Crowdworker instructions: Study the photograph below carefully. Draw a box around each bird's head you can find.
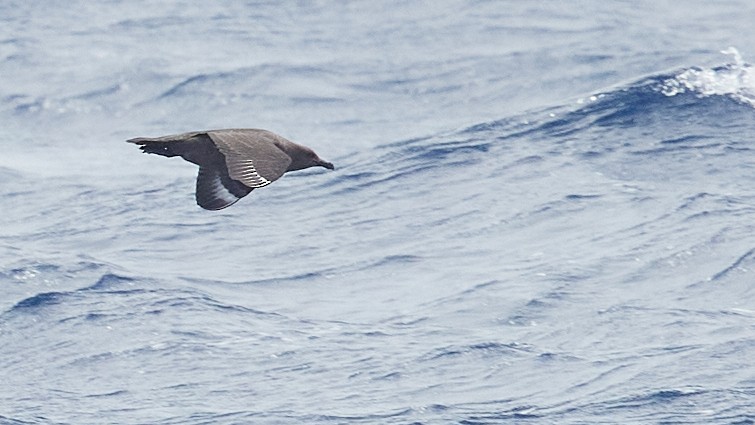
[287,145,335,172]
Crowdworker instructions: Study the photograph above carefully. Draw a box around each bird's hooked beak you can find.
[317,158,335,170]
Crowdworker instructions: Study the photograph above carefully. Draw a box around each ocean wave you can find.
[341,51,755,190]
[659,47,755,107]
[0,415,36,425]
[3,18,755,423]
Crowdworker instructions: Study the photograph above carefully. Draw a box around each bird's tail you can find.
[126,138,180,157]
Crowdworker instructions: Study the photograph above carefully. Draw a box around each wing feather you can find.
[195,166,253,210]
[208,130,292,188]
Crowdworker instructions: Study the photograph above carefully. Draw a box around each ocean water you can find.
[1,1,755,424]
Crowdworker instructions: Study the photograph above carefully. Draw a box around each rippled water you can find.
[2,1,755,424]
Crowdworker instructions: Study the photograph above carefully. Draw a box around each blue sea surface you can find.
[1,1,755,424]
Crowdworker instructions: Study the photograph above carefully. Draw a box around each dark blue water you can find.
[2,2,755,424]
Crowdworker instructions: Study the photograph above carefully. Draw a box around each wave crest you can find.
[659,47,755,107]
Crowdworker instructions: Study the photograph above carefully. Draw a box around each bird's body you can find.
[127,129,334,210]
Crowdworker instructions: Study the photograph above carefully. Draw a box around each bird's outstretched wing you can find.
[208,129,292,188]
[195,165,253,210]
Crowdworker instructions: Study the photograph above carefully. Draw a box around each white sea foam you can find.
[660,47,755,106]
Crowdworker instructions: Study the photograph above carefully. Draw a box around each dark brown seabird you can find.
[127,128,334,210]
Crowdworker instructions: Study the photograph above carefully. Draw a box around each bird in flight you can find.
[127,128,334,210]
